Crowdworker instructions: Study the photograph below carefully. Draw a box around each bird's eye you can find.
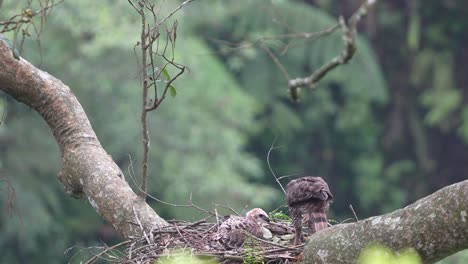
[259,214,270,222]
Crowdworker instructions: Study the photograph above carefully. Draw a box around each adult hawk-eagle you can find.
[286,176,333,244]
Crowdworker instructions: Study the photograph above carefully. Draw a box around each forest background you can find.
[0,0,467,263]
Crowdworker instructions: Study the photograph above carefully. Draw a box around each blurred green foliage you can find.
[155,250,217,264]
[0,0,467,263]
[358,245,421,264]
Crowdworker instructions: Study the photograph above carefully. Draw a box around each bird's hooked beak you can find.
[260,214,271,223]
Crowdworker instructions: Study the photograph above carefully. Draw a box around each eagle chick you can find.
[212,208,270,249]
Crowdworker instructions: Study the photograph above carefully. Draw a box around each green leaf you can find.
[169,85,177,97]
[162,68,170,80]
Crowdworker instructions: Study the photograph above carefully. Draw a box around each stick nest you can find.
[118,217,306,264]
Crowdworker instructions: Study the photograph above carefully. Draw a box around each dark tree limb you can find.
[288,0,377,101]
[303,180,468,263]
[0,41,168,239]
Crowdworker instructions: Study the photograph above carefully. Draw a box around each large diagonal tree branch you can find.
[0,41,168,239]
[303,180,468,263]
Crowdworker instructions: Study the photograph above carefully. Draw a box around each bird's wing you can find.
[286,177,332,206]
[214,216,251,249]
[213,215,264,249]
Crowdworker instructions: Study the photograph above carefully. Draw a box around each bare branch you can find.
[260,42,290,81]
[158,0,195,26]
[349,204,359,221]
[0,0,64,41]
[146,65,185,111]
[84,240,131,264]
[266,138,286,194]
[138,3,149,199]
[260,25,339,42]
[288,0,378,101]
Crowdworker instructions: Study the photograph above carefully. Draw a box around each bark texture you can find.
[0,41,168,238]
[303,180,468,263]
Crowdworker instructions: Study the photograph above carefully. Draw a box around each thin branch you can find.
[139,4,149,199]
[0,0,63,34]
[146,65,185,111]
[287,0,378,101]
[213,203,240,216]
[267,138,286,194]
[0,96,6,124]
[158,0,195,26]
[84,240,131,264]
[276,173,299,181]
[262,25,339,42]
[126,166,217,218]
[127,0,141,13]
[133,206,151,244]
[260,42,290,80]
[246,233,299,251]
[349,204,359,221]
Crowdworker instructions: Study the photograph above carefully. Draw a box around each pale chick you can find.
[212,208,270,249]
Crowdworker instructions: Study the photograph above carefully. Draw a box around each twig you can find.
[158,0,195,26]
[259,244,304,255]
[133,206,151,244]
[125,168,216,217]
[0,0,63,63]
[214,203,240,216]
[138,2,150,199]
[0,0,63,33]
[146,65,186,111]
[127,241,136,260]
[84,240,131,264]
[247,233,297,250]
[349,204,359,221]
[261,25,339,42]
[210,22,338,57]
[339,218,355,224]
[267,138,286,194]
[260,42,290,80]
[276,173,299,181]
[184,219,208,229]
[173,222,191,245]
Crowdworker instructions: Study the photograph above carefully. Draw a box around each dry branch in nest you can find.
[114,216,315,264]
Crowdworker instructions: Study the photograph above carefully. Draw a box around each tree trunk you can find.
[0,41,168,239]
[303,180,468,263]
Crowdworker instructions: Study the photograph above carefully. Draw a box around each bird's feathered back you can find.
[286,176,333,207]
[286,176,333,244]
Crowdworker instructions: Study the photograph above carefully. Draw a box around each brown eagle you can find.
[212,208,270,249]
[286,176,333,244]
